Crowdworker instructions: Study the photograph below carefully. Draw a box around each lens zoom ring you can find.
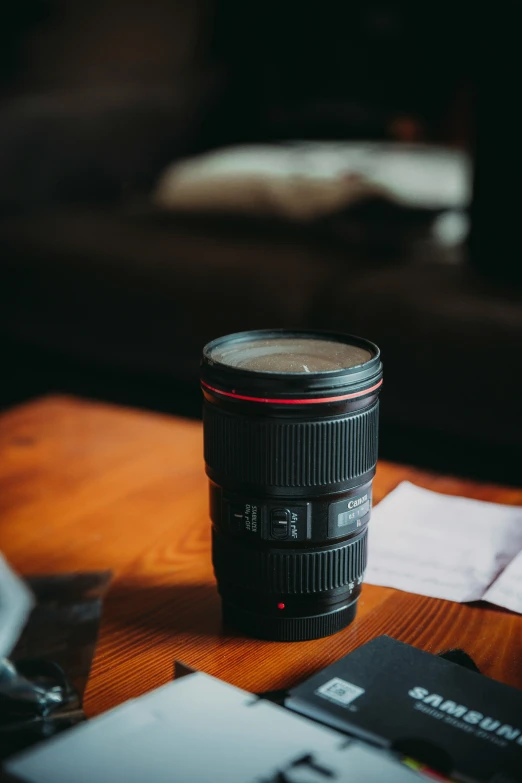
[212,530,367,595]
[204,403,379,488]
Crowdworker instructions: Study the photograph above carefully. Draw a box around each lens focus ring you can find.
[204,402,379,489]
[212,528,367,595]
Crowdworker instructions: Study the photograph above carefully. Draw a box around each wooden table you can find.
[1,396,521,718]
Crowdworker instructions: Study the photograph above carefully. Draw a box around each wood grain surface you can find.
[1,395,521,718]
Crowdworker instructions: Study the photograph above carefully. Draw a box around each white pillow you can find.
[154,142,471,221]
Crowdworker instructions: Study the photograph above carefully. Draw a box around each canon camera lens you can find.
[201,329,383,641]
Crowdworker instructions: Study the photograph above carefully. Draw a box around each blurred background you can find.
[0,1,520,482]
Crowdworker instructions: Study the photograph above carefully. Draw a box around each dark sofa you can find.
[1,2,521,483]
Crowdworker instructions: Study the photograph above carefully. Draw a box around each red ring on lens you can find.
[201,378,383,404]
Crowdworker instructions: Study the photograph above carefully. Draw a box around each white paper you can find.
[365,481,522,608]
[482,550,522,612]
[0,552,34,657]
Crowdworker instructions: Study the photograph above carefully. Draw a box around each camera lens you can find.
[201,329,383,641]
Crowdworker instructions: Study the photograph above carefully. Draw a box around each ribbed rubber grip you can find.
[204,402,379,488]
[222,600,358,641]
[212,529,367,595]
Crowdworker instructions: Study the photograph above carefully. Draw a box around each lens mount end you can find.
[221,600,358,642]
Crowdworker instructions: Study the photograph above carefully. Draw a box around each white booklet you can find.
[365,481,522,612]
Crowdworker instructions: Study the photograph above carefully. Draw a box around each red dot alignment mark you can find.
[201,378,382,405]
[277,602,285,610]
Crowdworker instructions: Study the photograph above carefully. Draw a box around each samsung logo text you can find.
[409,687,522,745]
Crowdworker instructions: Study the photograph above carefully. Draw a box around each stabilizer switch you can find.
[271,509,290,539]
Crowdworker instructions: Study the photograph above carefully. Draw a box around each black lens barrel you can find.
[201,330,382,641]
